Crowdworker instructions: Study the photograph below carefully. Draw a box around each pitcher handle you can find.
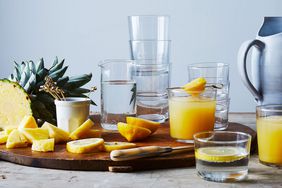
[237,39,265,102]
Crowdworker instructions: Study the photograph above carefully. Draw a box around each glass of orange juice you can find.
[257,105,282,167]
[168,88,216,143]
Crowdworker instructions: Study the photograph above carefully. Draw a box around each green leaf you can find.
[24,73,36,93]
[36,58,44,73]
[19,72,28,87]
[64,73,92,89]
[57,76,69,87]
[29,60,36,74]
[49,66,68,81]
[49,58,65,74]
[129,84,136,106]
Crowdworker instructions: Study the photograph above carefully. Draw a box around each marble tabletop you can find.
[1,113,281,188]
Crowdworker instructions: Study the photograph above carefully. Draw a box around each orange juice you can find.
[257,116,282,165]
[169,96,216,140]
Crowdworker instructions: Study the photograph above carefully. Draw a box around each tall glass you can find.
[168,88,216,143]
[256,105,282,167]
[129,40,171,62]
[188,62,230,130]
[133,62,170,122]
[194,131,251,182]
[99,60,136,130]
[128,15,170,41]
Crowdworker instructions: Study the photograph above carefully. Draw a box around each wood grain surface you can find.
[0,122,256,172]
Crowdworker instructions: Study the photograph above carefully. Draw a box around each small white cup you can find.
[55,97,91,133]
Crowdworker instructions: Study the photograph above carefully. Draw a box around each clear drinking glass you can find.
[129,40,171,62]
[133,62,170,123]
[194,131,251,182]
[256,105,282,167]
[188,62,230,130]
[99,60,136,130]
[167,88,216,143]
[128,15,170,41]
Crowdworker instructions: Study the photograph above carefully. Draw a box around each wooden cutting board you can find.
[0,122,256,172]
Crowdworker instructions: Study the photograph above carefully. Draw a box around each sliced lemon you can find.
[126,117,160,134]
[195,146,247,163]
[66,138,104,154]
[102,142,137,152]
[69,119,94,140]
[32,138,55,152]
[117,122,151,142]
[183,77,206,96]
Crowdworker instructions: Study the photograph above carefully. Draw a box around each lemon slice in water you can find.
[195,147,247,163]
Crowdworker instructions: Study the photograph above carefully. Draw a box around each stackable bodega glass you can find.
[128,15,170,41]
[133,62,170,123]
[188,62,230,130]
[168,88,216,143]
[256,105,282,167]
[99,60,136,130]
[129,40,171,62]
[194,131,251,182]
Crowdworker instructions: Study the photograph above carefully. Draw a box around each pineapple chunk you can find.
[0,131,8,144]
[4,126,17,135]
[18,115,38,130]
[20,128,49,143]
[41,122,69,143]
[32,138,55,152]
[69,119,94,140]
[6,129,29,148]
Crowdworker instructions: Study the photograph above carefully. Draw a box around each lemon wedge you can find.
[117,122,151,142]
[183,77,206,96]
[126,117,160,134]
[195,147,247,163]
[66,138,104,154]
[102,142,137,152]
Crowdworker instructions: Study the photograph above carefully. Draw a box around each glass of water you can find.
[133,62,170,123]
[99,60,136,130]
[194,131,251,182]
[188,62,230,130]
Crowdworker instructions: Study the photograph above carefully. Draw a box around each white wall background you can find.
[0,0,281,112]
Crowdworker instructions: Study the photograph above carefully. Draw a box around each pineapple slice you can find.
[20,128,49,143]
[0,80,32,130]
[6,129,29,149]
[18,115,38,130]
[66,138,104,154]
[0,131,8,144]
[4,126,17,135]
[69,119,94,140]
[41,122,69,143]
[32,138,55,152]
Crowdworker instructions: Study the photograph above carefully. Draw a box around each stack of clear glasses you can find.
[128,15,171,123]
[187,62,230,130]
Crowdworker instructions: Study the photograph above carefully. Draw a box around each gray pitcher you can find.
[238,17,282,105]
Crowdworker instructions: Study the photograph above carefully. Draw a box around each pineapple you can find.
[0,57,95,128]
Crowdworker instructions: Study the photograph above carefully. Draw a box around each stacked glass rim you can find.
[128,15,171,123]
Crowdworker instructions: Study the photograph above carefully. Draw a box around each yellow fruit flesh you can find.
[126,117,160,134]
[18,115,38,129]
[69,119,94,140]
[66,138,104,154]
[117,122,151,142]
[32,138,55,152]
[4,126,17,135]
[102,142,137,152]
[20,128,49,143]
[41,122,69,143]
[6,129,28,149]
[78,129,101,139]
[0,131,8,144]
[183,77,206,96]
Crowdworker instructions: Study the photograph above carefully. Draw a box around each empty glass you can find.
[129,40,171,62]
[99,60,136,130]
[188,62,230,130]
[194,131,251,182]
[128,15,170,41]
[133,62,170,123]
